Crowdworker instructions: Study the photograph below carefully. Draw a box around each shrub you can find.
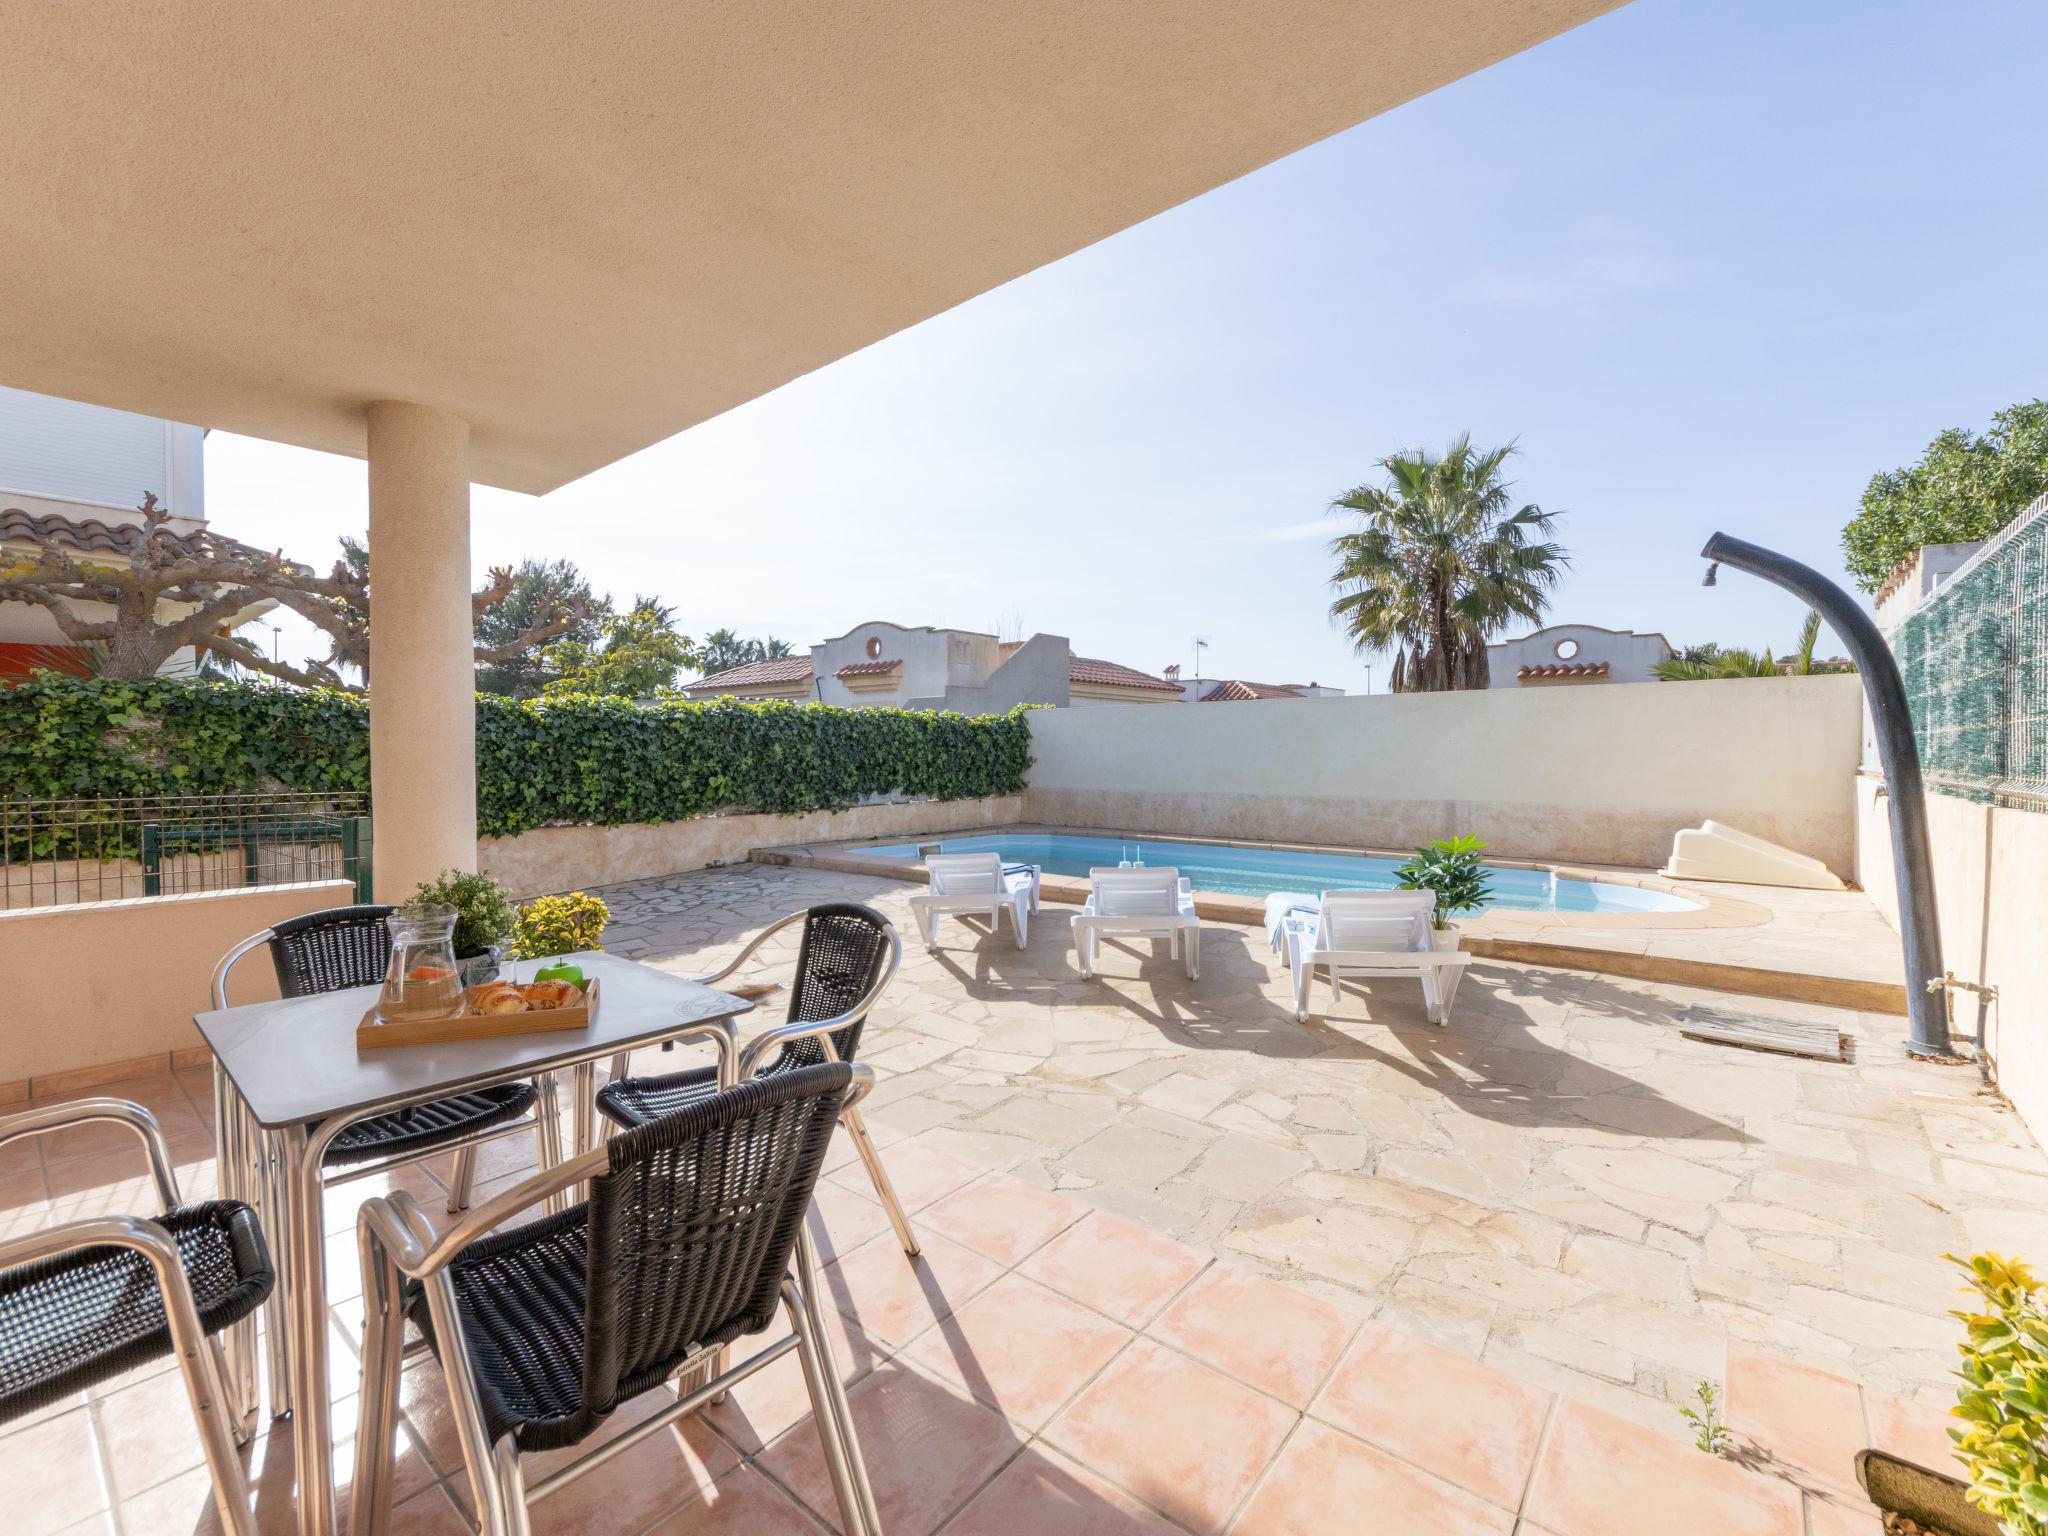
[405,869,516,957]
[1950,1250,2046,1532]
[1842,400,2048,593]
[510,892,610,960]
[0,677,1034,837]
[1393,835,1495,928]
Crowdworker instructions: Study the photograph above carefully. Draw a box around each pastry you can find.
[473,984,529,1015]
[521,979,577,1010]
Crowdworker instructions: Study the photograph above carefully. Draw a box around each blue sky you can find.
[211,0,2048,689]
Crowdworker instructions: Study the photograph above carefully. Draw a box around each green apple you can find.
[533,962,585,989]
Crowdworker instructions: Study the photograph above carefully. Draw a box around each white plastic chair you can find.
[1072,866,1200,979]
[907,852,1039,950]
[1265,890,1470,1024]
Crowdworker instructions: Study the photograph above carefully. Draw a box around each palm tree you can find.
[1655,611,1855,681]
[1327,435,1567,691]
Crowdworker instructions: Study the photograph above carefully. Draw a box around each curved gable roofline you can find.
[816,619,999,645]
[1495,621,1675,649]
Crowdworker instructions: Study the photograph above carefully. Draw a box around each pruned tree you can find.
[0,494,353,686]
[0,496,590,690]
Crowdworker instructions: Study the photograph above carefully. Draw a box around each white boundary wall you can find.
[1025,677,1864,873]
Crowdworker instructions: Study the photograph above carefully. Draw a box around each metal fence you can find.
[0,792,372,909]
[1893,490,2048,809]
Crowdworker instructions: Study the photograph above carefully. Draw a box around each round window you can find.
[866,636,883,659]
[1555,638,1581,661]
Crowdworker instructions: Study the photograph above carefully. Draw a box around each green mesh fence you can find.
[1892,491,2048,807]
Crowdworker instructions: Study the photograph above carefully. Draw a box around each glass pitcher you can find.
[379,904,465,1022]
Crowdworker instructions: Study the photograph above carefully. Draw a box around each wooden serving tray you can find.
[355,978,600,1051]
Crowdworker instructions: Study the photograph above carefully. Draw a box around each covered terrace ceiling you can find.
[2,1,1621,494]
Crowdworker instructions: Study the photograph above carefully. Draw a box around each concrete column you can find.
[365,400,476,900]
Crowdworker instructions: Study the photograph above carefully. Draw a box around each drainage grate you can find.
[1677,1005,1847,1062]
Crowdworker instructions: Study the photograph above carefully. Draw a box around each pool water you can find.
[860,832,1700,915]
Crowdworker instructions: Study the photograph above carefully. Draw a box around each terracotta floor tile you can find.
[1235,1419,1514,1536]
[1725,1343,1867,1489]
[1804,1486,1885,1536]
[3,1407,108,1536]
[97,1364,212,1497]
[1524,1399,1803,1536]
[702,1311,885,1454]
[942,1443,1184,1535]
[807,1178,895,1264]
[386,1485,474,1536]
[920,1171,1089,1265]
[827,1137,983,1213]
[524,1401,739,1536]
[1018,1210,1208,1328]
[1150,1263,1355,1408]
[1865,1391,1959,1476]
[641,1464,832,1536]
[901,1272,1132,1429]
[1311,1322,1552,1509]
[819,1228,1005,1348]
[756,1360,1024,1536]
[1043,1338,1294,1536]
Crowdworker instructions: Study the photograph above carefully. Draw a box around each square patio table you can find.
[195,950,755,1536]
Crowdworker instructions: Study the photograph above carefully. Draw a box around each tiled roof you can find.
[1199,679,1304,701]
[0,506,207,560]
[683,655,814,692]
[835,658,902,678]
[1517,662,1610,680]
[1068,655,1182,693]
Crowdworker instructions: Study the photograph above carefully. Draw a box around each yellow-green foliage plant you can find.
[1951,1251,2048,1533]
[510,892,610,960]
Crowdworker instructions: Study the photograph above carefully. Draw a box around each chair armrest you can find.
[685,911,809,988]
[0,1098,180,1208]
[365,1064,879,1281]
[211,928,276,1011]
[735,925,902,1079]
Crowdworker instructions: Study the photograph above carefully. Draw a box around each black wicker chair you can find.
[594,902,918,1255]
[215,905,541,1198]
[351,1063,883,1536]
[1,1099,274,1536]
[213,904,553,1419]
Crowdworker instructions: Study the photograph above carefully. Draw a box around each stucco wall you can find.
[922,633,1072,712]
[1486,624,1673,687]
[1025,677,1864,871]
[478,794,1025,899]
[1857,775,2048,1144]
[2,879,356,1091]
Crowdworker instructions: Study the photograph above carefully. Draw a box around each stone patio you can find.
[4,857,2035,1536]
[603,861,2032,1426]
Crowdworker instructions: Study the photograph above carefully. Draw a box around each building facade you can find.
[682,621,1181,709]
[1485,623,1675,688]
[0,386,220,681]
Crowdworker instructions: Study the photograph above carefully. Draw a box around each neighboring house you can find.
[681,620,1181,709]
[0,385,249,682]
[1162,667,1348,703]
[1485,623,1675,688]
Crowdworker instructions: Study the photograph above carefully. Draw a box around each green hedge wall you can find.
[0,676,1034,836]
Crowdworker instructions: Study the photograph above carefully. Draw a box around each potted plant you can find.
[1392,834,1495,948]
[405,870,517,987]
[509,891,611,962]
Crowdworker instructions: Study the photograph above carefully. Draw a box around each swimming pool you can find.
[858,832,1701,915]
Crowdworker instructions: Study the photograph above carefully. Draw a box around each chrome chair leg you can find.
[161,1232,260,1536]
[791,1225,881,1536]
[842,1105,919,1257]
[489,1435,535,1536]
[534,1074,566,1217]
[257,1128,293,1418]
[348,1211,408,1536]
[446,1146,478,1214]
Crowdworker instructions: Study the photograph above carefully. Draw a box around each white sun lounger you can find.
[1072,866,1200,980]
[1264,889,1469,1025]
[907,851,1040,950]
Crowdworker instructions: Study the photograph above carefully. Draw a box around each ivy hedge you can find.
[0,676,1034,836]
